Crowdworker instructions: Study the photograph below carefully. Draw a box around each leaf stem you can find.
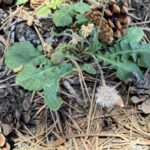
[90,54,106,86]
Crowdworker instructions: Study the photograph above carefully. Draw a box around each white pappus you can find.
[95,85,124,108]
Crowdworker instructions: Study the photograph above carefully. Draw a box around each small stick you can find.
[62,80,83,106]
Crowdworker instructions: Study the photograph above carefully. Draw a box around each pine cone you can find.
[85,0,131,44]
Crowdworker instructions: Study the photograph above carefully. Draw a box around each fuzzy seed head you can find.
[95,85,124,108]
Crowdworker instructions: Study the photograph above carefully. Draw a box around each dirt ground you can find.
[0,0,150,150]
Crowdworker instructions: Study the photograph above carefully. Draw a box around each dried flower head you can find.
[80,23,94,38]
[70,33,80,46]
[95,85,124,107]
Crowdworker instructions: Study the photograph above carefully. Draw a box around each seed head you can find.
[95,85,124,108]
[70,33,80,46]
[80,23,94,38]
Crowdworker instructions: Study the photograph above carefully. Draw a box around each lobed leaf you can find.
[44,79,63,111]
[97,54,142,81]
[5,41,40,69]
[75,14,88,24]
[82,63,96,75]
[47,0,64,9]
[72,2,90,14]
[16,64,50,91]
[52,7,74,26]
[43,63,72,110]
[120,27,144,43]
[52,2,91,27]
[95,27,150,81]
[115,62,142,81]
[109,43,150,68]
[5,40,73,111]
[36,6,50,17]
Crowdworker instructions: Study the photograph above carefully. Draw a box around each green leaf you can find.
[52,7,73,26]
[52,2,90,26]
[108,43,150,68]
[82,63,96,75]
[16,62,72,111]
[121,27,144,43]
[16,64,49,91]
[35,0,64,17]
[5,41,73,111]
[75,14,88,24]
[16,62,72,91]
[97,53,143,81]
[16,61,72,110]
[95,27,150,81]
[36,6,50,17]
[116,62,142,81]
[47,0,63,9]
[73,2,90,14]
[5,41,40,69]
[43,79,63,111]
[43,62,72,110]
[52,62,73,77]
[137,43,150,67]
[85,28,101,52]
[16,0,29,5]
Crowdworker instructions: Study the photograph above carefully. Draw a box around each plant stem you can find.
[90,54,106,86]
